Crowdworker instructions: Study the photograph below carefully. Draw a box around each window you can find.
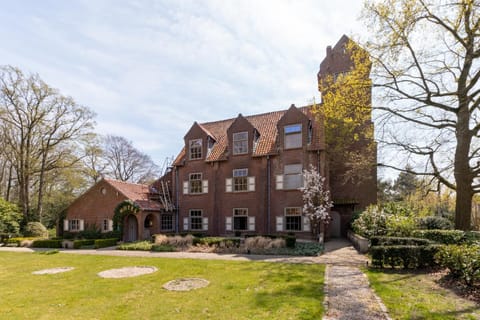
[102,219,109,232]
[233,132,248,155]
[161,214,173,230]
[233,169,248,192]
[233,208,248,231]
[285,207,302,231]
[284,124,302,149]
[69,219,80,231]
[189,173,202,194]
[189,139,202,160]
[189,210,203,230]
[284,164,303,189]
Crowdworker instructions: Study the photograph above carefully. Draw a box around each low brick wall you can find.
[347,230,369,253]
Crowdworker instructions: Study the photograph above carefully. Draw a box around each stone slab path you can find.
[321,239,390,320]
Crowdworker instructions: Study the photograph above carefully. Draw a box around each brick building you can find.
[63,35,377,241]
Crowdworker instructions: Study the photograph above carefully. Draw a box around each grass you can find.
[365,268,480,319]
[0,251,324,320]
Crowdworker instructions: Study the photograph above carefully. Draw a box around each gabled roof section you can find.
[173,105,324,165]
[104,179,162,211]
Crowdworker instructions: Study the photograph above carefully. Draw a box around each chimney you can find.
[326,45,332,56]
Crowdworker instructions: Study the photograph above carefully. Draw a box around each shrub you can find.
[351,205,388,238]
[152,244,176,252]
[370,236,432,246]
[245,236,286,251]
[31,239,62,248]
[385,214,416,237]
[195,237,241,248]
[24,222,47,237]
[117,241,152,251]
[94,238,118,249]
[418,216,453,230]
[0,198,21,235]
[412,229,465,244]
[73,239,95,249]
[370,244,441,269]
[78,225,101,239]
[285,236,296,248]
[435,244,480,286]
[167,235,194,247]
[5,237,38,247]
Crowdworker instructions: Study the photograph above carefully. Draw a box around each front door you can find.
[126,214,138,242]
[330,211,341,238]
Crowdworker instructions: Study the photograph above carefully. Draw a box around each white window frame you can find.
[189,209,204,231]
[189,173,203,194]
[160,214,174,231]
[284,207,303,232]
[189,138,203,160]
[284,164,303,190]
[233,131,248,155]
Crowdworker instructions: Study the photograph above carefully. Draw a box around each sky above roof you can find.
[0,0,367,169]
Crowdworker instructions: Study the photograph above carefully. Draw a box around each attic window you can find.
[101,187,107,195]
[253,130,260,152]
[207,136,215,156]
[284,124,302,149]
[233,132,248,155]
[189,139,202,160]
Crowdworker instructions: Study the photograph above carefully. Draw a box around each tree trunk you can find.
[454,98,473,230]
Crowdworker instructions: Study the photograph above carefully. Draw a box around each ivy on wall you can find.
[113,200,140,237]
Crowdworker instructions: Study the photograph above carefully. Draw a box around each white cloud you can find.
[0,0,367,165]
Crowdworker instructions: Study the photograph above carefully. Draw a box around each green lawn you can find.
[365,268,480,320]
[0,252,324,320]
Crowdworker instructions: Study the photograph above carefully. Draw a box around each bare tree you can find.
[0,66,95,222]
[362,0,480,230]
[103,135,159,183]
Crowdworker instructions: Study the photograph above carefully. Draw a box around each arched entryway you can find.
[125,214,138,242]
[330,211,341,238]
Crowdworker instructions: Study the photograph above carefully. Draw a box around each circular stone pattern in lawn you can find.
[97,266,157,278]
[32,267,75,275]
[163,278,210,291]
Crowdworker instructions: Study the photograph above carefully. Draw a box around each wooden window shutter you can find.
[79,220,85,231]
[226,178,232,192]
[202,180,208,193]
[183,217,189,231]
[225,217,232,231]
[183,181,189,194]
[248,216,255,231]
[108,219,113,232]
[303,216,310,232]
[63,219,69,231]
[276,175,284,190]
[276,216,283,231]
[248,177,255,191]
[202,217,208,231]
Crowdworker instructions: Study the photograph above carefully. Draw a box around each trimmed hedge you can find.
[73,239,95,249]
[370,236,432,246]
[370,244,441,269]
[31,240,62,248]
[285,236,296,248]
[412,229,465,244]
[94,238,118,249]
[435,244,480,286]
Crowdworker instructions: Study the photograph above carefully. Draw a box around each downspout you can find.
[267,155,271,234]
[175,167,180,233]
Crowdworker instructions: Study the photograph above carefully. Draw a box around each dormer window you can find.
[284,124,302,149]
[189,139,202,160]
[233,132,248,155]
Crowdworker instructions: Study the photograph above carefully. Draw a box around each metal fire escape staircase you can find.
[157,156,175,212]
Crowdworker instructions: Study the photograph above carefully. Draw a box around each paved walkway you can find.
[0,238,390,319]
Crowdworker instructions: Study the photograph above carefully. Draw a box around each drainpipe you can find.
[267,155,271,234]
[175,167,180,233]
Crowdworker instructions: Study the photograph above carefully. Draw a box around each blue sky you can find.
[0,0,367,168]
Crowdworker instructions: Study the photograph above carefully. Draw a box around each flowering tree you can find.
[300,165,333,240]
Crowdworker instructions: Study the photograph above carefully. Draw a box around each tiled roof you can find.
[173,105,324,165]
[104,179,162,211]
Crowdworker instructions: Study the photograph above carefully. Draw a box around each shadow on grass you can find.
[253,263,324,318]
